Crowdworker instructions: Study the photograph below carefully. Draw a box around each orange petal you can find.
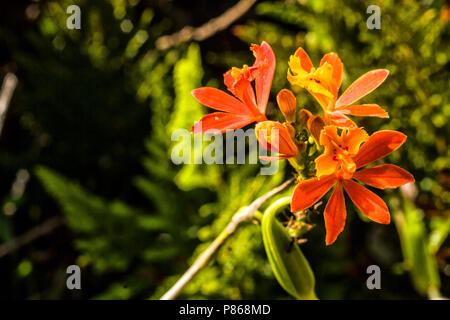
[191,112,257,134]
[343,179,390,224]
[223,69,235,89]
[277,89,297,122]
[341,127,369,155]
[320,52,343,97]
[291,175,337,212]
[353,130,407,168]
[318,124,339,155]
[310,92,332,110]
[353,164,415,189]
[192,87,258,116]
[224,71,257,109]
[319,125,339,144]
[335,69,389,108]
[315,153,339,178]
[337,104,389,118]
[255,121,298,157]
[294,47,314,72]
[324,182,346,245]
[327,111,357,128]
[251,42,276,113]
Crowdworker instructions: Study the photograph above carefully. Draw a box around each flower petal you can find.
[335,69,389,108]
[291,175,337,212]
[353,164,415,189]
[341,127,369,155]
[191,112,257,134]
[343,179,390,224]
[251,42,276,113]
[223,70,257,109]
[315,153,339,179]
[294,47,314,72]
[337,104,389,118]
[327,111,357,128]
[320,52,343,97]
[324,182,346,245]
[353,130,407,168]
[192,87,258,116]
[309,92,333,110]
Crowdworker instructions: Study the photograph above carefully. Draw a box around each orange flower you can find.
[291,128,414,245]
[288,47,389,128]
[255,121,298,161]
[315,126,369,179]
[191,42,275,133]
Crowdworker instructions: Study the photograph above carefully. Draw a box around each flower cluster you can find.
[191,42,414,245]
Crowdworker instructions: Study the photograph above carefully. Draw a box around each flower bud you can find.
[277,89,297,123]
[255,121,298,159]
[298,109,313,125]
[307,115,325,145]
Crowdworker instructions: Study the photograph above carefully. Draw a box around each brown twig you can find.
[159,178,294,300]
[0,216,63,258]
[155,0,257,50]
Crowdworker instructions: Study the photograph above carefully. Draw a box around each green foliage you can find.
[169,43,222,191]
[392,198,441,297]
[35,166,181,273]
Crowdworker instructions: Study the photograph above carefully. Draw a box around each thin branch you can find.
[159,178,294,300]
[0,73,18,136]
[155,0,257,50]
[0,216,63,258]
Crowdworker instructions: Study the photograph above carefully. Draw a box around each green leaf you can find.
[394,198,441,298]
[261,197,317,300]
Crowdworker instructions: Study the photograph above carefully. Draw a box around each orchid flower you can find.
[288,47,389,128]
[191,42,275,133]
[291,126,414,245]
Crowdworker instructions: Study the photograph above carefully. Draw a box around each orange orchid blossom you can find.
[191,42,275,133]
[288,47,389,128]
[291,126,414,245]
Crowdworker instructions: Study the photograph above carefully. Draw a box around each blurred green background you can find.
[0,0,448,299]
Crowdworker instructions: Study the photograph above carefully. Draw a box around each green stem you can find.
[287,158,304,177]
